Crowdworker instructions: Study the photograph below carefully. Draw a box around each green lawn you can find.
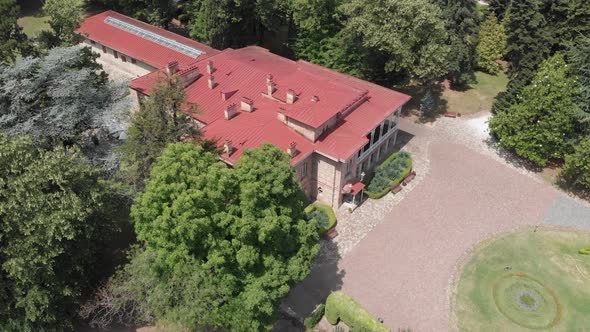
[17,15,50,37]
[454,228,590,331]
[442,71,508,115]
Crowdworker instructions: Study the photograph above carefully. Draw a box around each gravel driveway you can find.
[282,113,590,331]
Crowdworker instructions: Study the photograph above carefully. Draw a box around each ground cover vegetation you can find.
[325,291,389,332]
[305,203,337,235]
[454,228,590,330]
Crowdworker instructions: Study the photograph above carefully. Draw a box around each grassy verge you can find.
[441,71,508,116]
[454,228,590,331]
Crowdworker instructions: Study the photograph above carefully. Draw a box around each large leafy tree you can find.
[432,0,480,87]
[0,46,130,171]
[117,75,199,189]
[476,13,507,74]
[0,134,116,331]
[489,53,580,166]
[0,0,30,63]
[340,0,450,83]
[561,135,590,189]
[42,0,83,46]
[566,34,590,124]
[487,0,511,20]
[85,142,319,331]
[103,0,175,27]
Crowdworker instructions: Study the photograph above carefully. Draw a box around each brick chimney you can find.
[207,60,214,74]
[287,141,297,157]
[223,140,233,156]
[286,89,296,104]
[224,103,237,120]
[208,75,215,89]
[166,61,179,76]
[241,97,254,112]
[266,74,276,96]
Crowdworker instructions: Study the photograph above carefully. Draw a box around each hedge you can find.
[364,152,413,199]
[303,303,326,329]
[305,203,337,235]
[579,247,590,255]
[325,291,389,332]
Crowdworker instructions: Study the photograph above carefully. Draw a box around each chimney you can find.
[208,75,215,89]
[166,61,179,76]
[179,66,200,87]
[207,60,214,74]
[223,140,233,156]
[311,95,319,102]
[224,103,237,120]
[287,141,297,157]
[286,89,296,104]
[221,90,237,101]
[241,97,254,112]
[266,74,275,96]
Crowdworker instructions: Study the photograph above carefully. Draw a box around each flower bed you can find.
[364,151,413,199]
[305,203,337,235]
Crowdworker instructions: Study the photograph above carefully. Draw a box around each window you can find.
[301,162,308,177]
[358,150,362,158]
[90,40,96,45]
[113,51,118,59]
[345,161,351,175]
[121,55,127,62]
[131,58,136,64]
[382,120,389,134]
[102,46,107,53]
[372,125,381,144]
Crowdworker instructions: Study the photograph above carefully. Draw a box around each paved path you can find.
[282,114,590,331]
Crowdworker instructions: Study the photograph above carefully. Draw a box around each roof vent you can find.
[241,97,254,112]
[221,90,237,101]
[311,95,319,102]
[208,75,215,89]
[286,89,297,104]
[223,140,233,156]
[224,103,237,120]
[166,61,179,75]
[287,141,297,157]
[266,74,276,96]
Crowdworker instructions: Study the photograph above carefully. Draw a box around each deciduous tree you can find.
[476,13,507,74]
[86,142,319,331]
[0,0,30,63]
[0,134,116,331]
[561,135,590,189]
[340,0,450,83]
[42,0,83,46]
[489,53,580,166]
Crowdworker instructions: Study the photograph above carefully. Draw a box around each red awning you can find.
[343,182,365,195]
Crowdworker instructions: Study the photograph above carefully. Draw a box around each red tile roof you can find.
[76,11,219,68]
[130,46,411,165]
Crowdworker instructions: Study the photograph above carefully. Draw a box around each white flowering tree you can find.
[489,53,580,167]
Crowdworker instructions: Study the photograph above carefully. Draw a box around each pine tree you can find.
[0,0,30,63]
[432,0,481,87]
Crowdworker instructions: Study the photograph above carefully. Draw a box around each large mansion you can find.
[76,11,411,208]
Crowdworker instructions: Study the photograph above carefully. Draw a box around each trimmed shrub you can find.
[364,152,412,199]
[579,247,590,255]
[304,303,325,329]
[305,203,337,235]
[325,291,389,332]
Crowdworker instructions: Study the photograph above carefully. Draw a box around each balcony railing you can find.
[358,122,398,161]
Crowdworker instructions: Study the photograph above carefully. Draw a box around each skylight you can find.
[104,16,205,58]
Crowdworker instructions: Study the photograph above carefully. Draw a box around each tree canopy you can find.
[0,0,30,63]
[42,0,83,46]
[0,134,116,331]
[86,142,319,331]
[0,46,130,171]
[340,0,450,83]
[117,75,199,189]
[489,53,580,166]
[476,13,506,74]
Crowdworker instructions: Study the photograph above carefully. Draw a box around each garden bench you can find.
[391,184,403,194]
[402,171,416,186]
[444,112,461,118]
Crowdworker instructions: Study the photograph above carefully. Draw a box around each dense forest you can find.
[1,0,589,330]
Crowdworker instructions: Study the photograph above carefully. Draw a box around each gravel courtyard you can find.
[282,113,590,331]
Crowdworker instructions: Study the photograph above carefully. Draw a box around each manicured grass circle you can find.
[492,274,560,329]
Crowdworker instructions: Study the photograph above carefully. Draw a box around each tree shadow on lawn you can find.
[397,84,448,123]
[274,239,345,331]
